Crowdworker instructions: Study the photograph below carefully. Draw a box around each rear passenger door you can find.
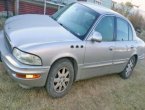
[113,17,135,72]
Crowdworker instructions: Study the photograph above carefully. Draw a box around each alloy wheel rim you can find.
[53,67,70,93]
[125,58,135,77]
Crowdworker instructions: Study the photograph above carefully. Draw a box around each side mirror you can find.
[90,31,102,42]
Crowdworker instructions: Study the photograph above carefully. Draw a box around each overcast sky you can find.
[113,0,145,11]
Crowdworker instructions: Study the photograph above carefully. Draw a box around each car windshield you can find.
[51,3,100,40]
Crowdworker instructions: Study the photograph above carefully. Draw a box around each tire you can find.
[120,56,136,79]
[46,59,74,98]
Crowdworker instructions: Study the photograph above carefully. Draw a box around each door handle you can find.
[130,46,134,49]
[109,46,114,51]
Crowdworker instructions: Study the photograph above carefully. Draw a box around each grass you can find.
[0,59,145,110]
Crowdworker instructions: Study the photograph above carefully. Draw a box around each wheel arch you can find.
[49,56,79,82]
[133,54,138,65]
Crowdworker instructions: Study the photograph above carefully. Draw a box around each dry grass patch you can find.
[0,59,145,110]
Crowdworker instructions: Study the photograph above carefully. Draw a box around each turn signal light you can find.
[16,74,40,79]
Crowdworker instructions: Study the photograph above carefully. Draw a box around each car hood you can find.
[4,14,80,48]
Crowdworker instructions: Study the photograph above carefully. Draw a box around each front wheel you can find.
[120,56,136,79]
[46,59,74,98]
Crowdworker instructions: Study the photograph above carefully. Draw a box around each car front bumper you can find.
[0,31,50,88]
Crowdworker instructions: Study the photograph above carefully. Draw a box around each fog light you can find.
[16,74,40,79]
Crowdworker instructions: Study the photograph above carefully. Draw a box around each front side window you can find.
[95,16,115,41]
[116,18,128,41]
[52,3,100,40]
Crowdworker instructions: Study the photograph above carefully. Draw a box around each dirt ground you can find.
[0,58,145,110]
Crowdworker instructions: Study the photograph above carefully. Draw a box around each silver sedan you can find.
[0,2,145,98]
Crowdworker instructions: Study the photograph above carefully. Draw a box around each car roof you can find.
[79,2,127,20]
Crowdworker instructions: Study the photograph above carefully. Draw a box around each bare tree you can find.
[112,2,133,17]
[124,2,133,16]
[128,11,145,32]
[112,2,145,33]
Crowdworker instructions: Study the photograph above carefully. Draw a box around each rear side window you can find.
[129,25,133,40]
[116,18,128,41]
[95,16,114,41]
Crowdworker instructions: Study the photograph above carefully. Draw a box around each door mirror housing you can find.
[90,31,102,42]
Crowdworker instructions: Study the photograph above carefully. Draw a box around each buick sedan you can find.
[0,2,145,98]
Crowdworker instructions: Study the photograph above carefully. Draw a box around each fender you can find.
[49,53,78,66]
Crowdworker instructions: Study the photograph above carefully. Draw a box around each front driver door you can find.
[82,15,116,79]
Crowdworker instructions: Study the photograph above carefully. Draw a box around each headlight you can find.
[13,48,42,66]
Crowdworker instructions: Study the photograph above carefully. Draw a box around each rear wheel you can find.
[46,59,74,98]
[120,56,136,79]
